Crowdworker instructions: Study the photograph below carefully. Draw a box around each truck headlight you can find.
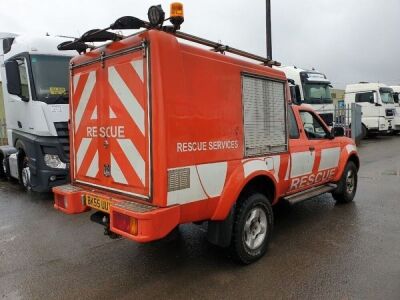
[44,154,67,169]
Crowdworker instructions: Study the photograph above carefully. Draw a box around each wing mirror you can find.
[331,126,345,138]
[5,60,27,101]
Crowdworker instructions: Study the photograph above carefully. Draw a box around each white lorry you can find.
[344,83,396,138]
[0,33,74,191]
[389,86,400,133]
[275,66,334,125]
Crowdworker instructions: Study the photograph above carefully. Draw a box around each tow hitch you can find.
[90,211,121,239]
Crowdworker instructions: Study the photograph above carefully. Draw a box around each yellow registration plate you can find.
[85,195,111,213]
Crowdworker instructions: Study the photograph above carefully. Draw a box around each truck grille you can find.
[54,122,70,159]
[386,109,395,117]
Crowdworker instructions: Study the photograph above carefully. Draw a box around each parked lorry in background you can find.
[53,4,360,264]
[389,86,400,133]
[275,65,335,126]
[344,83,396,138]
[0,33,74,191]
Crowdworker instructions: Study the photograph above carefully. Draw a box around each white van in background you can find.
[344,83,396,138]
[389,86,400,133]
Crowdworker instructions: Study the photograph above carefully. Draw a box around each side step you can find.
[283,183,337,205]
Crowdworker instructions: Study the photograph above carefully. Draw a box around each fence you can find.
[319,103,363,145]
[0,118,6,145]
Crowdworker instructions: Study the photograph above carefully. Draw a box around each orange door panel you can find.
[71,47,150,199]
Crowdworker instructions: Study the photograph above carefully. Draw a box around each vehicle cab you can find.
[275,65,335,126]
[389,86,400,133]
[0,33,74,191]
[344,83,396,137]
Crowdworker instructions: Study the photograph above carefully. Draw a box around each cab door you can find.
[285,106,316,194]
[298,109,341,186]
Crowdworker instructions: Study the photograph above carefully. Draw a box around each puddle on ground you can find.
[381,169,400,176]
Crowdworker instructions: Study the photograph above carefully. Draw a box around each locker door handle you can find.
[309,146,315,152]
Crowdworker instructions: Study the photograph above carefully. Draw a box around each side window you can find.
[355,92,373,103]
[299,111,329,139]
[16,58,30,99]
[242,75,287,156]
[288,107,299,139]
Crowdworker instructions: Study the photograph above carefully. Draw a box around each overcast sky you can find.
[1,0,399,88]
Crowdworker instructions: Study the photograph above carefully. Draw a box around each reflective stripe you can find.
[90,106,97,120]
[319,147,340,171]
[109,107,117,119]
[76,138,92,171]
[243,156,280,182]
[108,66,145,135]
[111,154,128,184]
[75,71,96,132]
[131,60,144,82]
[290,151,315,178]
[86,151,98,177]
[117,139,145,185]
[167,162,228,205]
[346,144,357,154]
[73,74,80,92]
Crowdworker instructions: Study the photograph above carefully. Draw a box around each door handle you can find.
[309,146,315,152]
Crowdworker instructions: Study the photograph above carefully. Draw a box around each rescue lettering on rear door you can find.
[86,126,125,138]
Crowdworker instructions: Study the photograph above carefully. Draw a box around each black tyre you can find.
[0,155,5,178]
[361,124,368,140]
[230,193,273,264]
[332,161,358,204]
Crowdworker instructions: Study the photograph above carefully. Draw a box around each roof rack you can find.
[174,31,280,67]
[57,11,281,67]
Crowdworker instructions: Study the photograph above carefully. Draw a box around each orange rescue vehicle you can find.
[54,4,359,264]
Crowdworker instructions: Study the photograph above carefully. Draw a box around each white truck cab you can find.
[389,86,400,133]
[0,33,75,191]
[275,66,334,125]
[344,83,396,137]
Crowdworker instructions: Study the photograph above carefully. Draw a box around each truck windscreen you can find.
[379,88,394,104]
[302,83,333,104]
[30,55,71,104]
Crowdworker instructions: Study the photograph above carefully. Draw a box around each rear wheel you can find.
[332,161,358,204]
[361,124,368,139]
[230,193,273,264]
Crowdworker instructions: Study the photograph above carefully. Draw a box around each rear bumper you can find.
[53,184,180,243]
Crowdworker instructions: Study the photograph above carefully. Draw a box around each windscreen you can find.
[30,55,71,104]
[302,83,333,104]
[379,88,394,104]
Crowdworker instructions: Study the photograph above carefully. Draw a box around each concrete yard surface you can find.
[0,136,399,299]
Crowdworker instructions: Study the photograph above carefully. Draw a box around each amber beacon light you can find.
[170,2,184,28]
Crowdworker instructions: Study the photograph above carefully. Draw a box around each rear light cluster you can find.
[112,211,138,235]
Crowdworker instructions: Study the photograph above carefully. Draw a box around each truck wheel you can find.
[230,193,273,264]
[19,154,31,191]
[361,125,367,140]
[0,155,5,178]
[332,161,358,204]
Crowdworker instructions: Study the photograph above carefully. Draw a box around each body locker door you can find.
[72,46,151,199]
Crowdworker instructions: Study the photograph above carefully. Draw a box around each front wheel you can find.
[230,193,273,264]
[332,161,358,204]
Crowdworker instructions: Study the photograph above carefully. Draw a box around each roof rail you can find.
[174,31,280,67]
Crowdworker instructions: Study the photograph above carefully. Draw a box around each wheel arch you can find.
[211,171,277,221]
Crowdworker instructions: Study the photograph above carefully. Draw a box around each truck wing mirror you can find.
[5,60,23,98]
[294,85,302,105]
[331,126,345,138]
